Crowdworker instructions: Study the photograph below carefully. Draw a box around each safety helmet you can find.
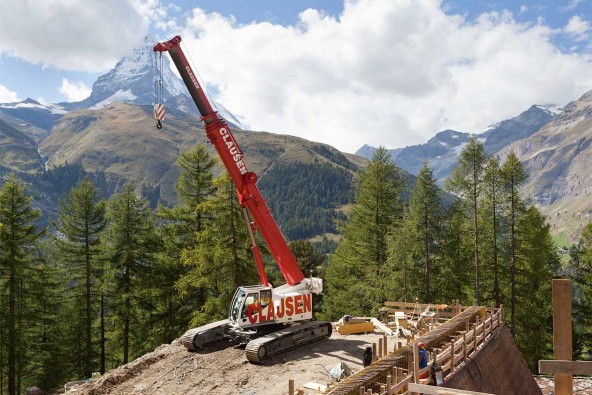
[418,342,425,348]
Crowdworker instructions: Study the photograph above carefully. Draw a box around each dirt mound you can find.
[65,331,387,395]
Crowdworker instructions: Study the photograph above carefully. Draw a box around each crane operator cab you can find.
[229,285,315,331]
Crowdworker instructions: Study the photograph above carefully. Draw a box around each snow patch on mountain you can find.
[90,90,138,110]
[0,99,67,115]
[536,104,563,116]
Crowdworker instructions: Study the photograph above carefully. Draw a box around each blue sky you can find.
[0,0,591,152]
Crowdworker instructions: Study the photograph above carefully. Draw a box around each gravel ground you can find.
[64,329,392,395]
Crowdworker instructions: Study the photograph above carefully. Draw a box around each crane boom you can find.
[154,36,305,286]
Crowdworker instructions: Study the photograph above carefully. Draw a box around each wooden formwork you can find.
[324,306,486,395]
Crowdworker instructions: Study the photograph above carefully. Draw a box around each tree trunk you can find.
[8,270,16,395]
[85,228,92,378]
[510,178,516,336]
[473,154,480,306]
[100,290,105,374]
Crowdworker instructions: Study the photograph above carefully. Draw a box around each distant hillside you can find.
[0,118,43,172]
[500,89,592,243]
[356,105,557,183]
[38,102,365,240]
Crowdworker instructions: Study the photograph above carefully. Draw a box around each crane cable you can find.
[153,51,165,129]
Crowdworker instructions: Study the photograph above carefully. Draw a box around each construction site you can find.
[55,36,592,395]
[62,281,592,395]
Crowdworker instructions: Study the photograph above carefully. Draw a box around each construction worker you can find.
[418,342,429,379]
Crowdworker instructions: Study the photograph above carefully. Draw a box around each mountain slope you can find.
[500,89,592,241]
[39,103,365,239]
[356,105,557,183]
[0,118,43,171]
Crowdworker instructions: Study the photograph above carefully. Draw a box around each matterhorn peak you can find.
[66,34,186,110]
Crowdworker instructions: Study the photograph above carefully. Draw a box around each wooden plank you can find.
[553,279,573,395]
[372,318,394,336]
[407,383,494,395]
[539,360,592,375]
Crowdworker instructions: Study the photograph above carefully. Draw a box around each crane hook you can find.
[156,119,162,129]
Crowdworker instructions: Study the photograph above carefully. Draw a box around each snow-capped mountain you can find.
[356,105,558,183]
[0,98,66,132]
[66,34,186,110]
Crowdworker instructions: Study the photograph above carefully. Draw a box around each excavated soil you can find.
[64,331,390,395]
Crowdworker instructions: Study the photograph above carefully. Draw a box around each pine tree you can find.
[404,163,444,303]
[571,222,592,359]
[500,151,528,336]
[178,171,260,326]
[446,137,488,305]
[437,201,473,305]
[103,184,159,364]
[514,205,559,369]
[154,144,217,343]
[0,176,42,395]
[480,156,503,306]
[53,178,106,377]
[324,147,405,319]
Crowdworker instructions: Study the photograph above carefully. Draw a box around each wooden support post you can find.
[553,279,573,395]
[499,304,503,324]
[413,342,419,384]
[360,386,365,395]
[465,317,470,332]
[379,338,383,359]
[450,340,455,373]
[463,332,467,362]
[384,335,388,356]
[381,385,386,394]
[372,343,377,363]
[387,374,392,394]
[289,379,295,395]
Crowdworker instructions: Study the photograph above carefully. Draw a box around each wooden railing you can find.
[288,304,504,395]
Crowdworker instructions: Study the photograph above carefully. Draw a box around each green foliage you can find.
[52,178,106,378]
[323,147,405,319]
[102,184,159,364]
[0,176,43,394]
[570,222,592,360]
[258,162,354,240]
[446,137,488,304]
[178,172,260,326]
[153,144,217,343]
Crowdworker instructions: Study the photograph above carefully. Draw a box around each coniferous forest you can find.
[1,140,591,393]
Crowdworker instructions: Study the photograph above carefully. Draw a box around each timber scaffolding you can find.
[318,303,502,395]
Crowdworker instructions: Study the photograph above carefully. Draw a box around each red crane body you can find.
[154,36,304,287]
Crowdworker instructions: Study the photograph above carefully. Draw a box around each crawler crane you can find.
[153,36,332,362]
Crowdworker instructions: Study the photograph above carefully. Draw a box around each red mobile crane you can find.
[153,36,331,362]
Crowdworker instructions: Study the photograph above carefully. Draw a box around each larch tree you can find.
[446,137,488,305]
[0,176,42,395]
[155,144,217,343]
[404,163,444,303]
[571,222,592,359]
[178,171,260,326]
[53,178,106,377]
[514,205,559,369]
[103,184,159,364]
[324,147,405,319]
[480,156,503,307]
[500,151,528,336]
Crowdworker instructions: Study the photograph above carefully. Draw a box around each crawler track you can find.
[245,320,332,363]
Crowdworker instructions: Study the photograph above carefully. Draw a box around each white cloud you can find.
[169,0,592,153]
[59,79,91,102]
[0,84,19,102]
[520,5,528,13]
[560,0,585,12]
[0,0,156,72]
[564,15,591,41]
